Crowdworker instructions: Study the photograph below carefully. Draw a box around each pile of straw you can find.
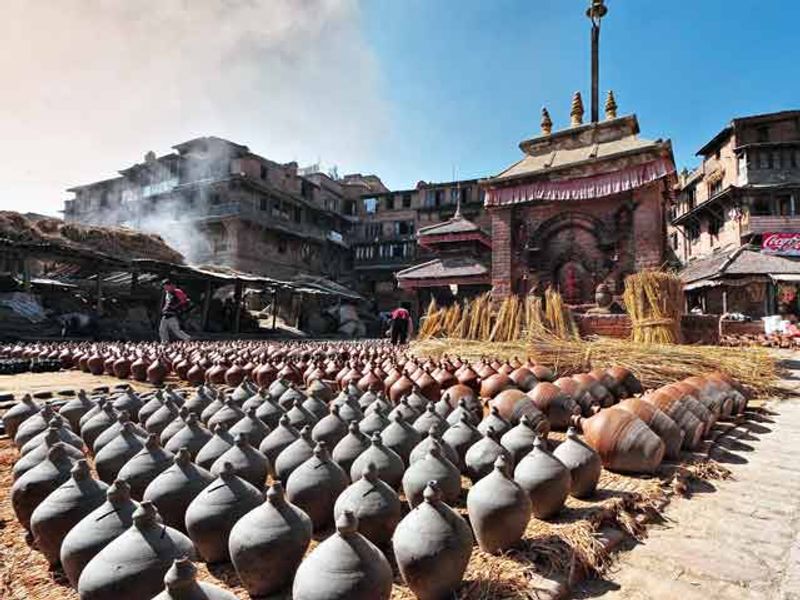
[544,287,579,340]
[622,270,683,344]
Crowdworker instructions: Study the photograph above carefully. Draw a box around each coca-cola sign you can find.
[762,232,800,256]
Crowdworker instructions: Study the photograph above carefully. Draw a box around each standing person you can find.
[159,280,191,343]
[390,303,413,346]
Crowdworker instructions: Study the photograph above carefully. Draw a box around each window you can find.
[435,190,444,207]
[385,196,395,210]
[260,164,268,180]
[425,190,436,208]
[396,221,414,236]
[364,197,377,214]
[301,180,312,199]
[402,193,412,208]
[777,195,794,216]
[757,126,770,143]
[461,187,470,205]
[687,222,700,242]
[293,206,302,223]
[792,151,799,169]
[277,237,287,254]
[751,197,771,216]
[708,215,723,239]
[259,197,268,211]
[671,232,679,250]
[685,186,696,210]
[99,191,109,208]
[709,179,723,198]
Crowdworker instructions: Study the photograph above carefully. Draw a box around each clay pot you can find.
[259,415,300,465]
[3,394,40,440]
[21,416,85,457]
[500,414,547,465]
[445,398,479,427]
[513,436,570,519]
[286,443,349,532]
[268,377,292,403]
[349,433,405,490]
[210,433,270,488]
[331,421,370,476]
[643,389,705,450]
[228,482,312,598]
[433,396,454,419]
[142,448,215,532]
[531,364,555,382]
[464,427,513,483]
[151,558,238,600]
[412,403,447,437]
[307,379,334,403]
[207,399,246,431]
[184,387,213,418]
[78,397,106,430]
[195,424,234,471]
[13,427,85,481]
[393,482,473,600]
[311,405,348,448]
[527,382,581,430]
[60,479,138,589]
[199,394,225,424]
[159,408,191,446]
[442,413,483,471]
[664,383,716,434]
[228,407,270,447]
[186,365,206,386]
[116,433,175,500]
[356,406,386,437]
[509,366,539,392]
[274,426,315,484]
[293,510,393,600]
[285,398,319,430]
[254,393,285,430]
[95,422,146,483]
[477,405,512,437]
[301,394,329,422]
[164,413,213,459]
[112,390,144,422]
[388,395,421,422]
[456,365,481,392]
[552,427,602,499]
[30,460,108,566]
[185,462,264,563]
[336,398,364,424]
[388,373,414,404]
[410,426,460,468]
[138,391,165,426]
[93,412,147,455]
[572,374,615,408]
[380,413,422,466]
[575,409,665,474]
[59,391,94,432]
[334,463,402,547]
[357,389,378,410]
[224,363,245,387]
[11,443,76,530]
[87,353,105,376]
[77,502,196,600]
[614,398,684,460]
[80,403,119,453]
[279,386,307,411]
[467,455,532,554]
[480,372,514,399]
[146,399,180,438]
[491,388,550,430]
[401,442,461,508]
[15,403,59,449]
[554,376,597,416]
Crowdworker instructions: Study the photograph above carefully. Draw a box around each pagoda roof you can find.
[417,213,484,236]
[395,255,490,289]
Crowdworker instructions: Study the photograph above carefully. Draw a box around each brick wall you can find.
[575,314,632,338]
[633,183,666,270]
[491,207,513,299]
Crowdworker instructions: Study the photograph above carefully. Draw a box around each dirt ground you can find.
[0,371,154,399]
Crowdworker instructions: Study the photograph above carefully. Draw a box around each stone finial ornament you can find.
[605,90,618,120]
[570,91,584,127]
[540,107,553,135]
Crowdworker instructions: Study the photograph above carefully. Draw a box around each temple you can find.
[483,92,677,304]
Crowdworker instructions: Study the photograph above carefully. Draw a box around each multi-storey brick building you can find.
[671,110,800,316]
[64,136,386,282]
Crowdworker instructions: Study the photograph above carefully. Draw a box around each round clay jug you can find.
[433,396,454,419]
[185,462,264,563]
[286,442,349,532]
[307,378,334,403]
[59,391,94,432]
[80,403,119,452]
[112,390,144,422]
[147,359,168,386]
[442,413,483,471]
[151,557,238,600]
[464,426,513,483]
[210,432,270,489]
[137,391,165,426]
[366,392,392,416]
[195,424,234,471]
[393,482,473,600]
[259,414,300,465]
[357,389,378,410]
[358,406,389,438]
[332,421,370,475]
[12,443,76,530]
[184,387,213,418]
[116,433,175,500]
[279,386,307,412]
[21,416,85,457]
[293,510,393,600]
[527,382,581,430]
[410,426,460,467]
[254,393,284,430]
[446,398,480,427]
[509,366,539,392]
[334,462,402,547]
[467,455,532,554]
[15,403,58,449]
[552,427,602,499]
[199,394,225,425]
[4,394,40,440]
[241,388,267,412]
[554,377,596,416]
[575,409,665,474]
[500,414,547,465]
[142,448,215,532]
[285,398,319,430]
[311,404,348,448]
[60,479,138,589]
[336,398,364,424]
[480,372,514,399]
[380,412,422,466]
[389,373,414,404]
[301,394,329,422]
[412,402,447,437]
[491,388,550,428]
[613,398,684,460]
[349,433,404,490]
[274,426,315,484]
[95,422,146,483]
[441,384,482,421]
[207,399,246,431]
[30,460,109,565]
[93,411,147,455]
[78,397,106,430]
[228,482,313,598]
[164,413,213,459]
[13,426,85,481]
[77,502,196,600]
[401,442,461,508]
[387,395,420,422]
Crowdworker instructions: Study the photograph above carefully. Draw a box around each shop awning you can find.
[770,273,800,283]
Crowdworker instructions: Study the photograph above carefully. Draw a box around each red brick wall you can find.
[633,182,666,270]
[575,314,632,338]
[491,207,513,299]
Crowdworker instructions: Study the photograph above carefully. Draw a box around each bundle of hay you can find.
[544,287,579,340]
[622,270,683,344]
[489,294,522,342]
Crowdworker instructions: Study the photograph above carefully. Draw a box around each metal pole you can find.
[591,21,600,123]
[271,289,278,331]
[233,280,243,334]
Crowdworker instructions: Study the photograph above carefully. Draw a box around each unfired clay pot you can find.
[164,413,213,459]
[513,436,570,520]
[380,413,421,466]
[259,414,300,465]
[349,433,404,491]
[195,424,234,471]
[409,426,460,468]
[334,462,402,547]
[13,426,85,481]
[464,426,513,483]
[151,558,238,600]
[552,427,602,499]
[401,442,461,508]
[311,404,348,448]
[4,394,40,440]
[274,426,315,484]
[331,421,370,476]
[59,391,94,432]
[286,443,349,532]
[442,413,483,472]
[116,433,175,500]
[94,422,146,483]
[477,405,512,437]
[12,443,76,530]
[500,414,546,465]
[210,432,270,488]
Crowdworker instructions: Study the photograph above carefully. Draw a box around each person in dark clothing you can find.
[159,280,191,342]
[390,304,413,345]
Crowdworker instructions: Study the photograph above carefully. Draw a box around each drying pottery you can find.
[145,398,180,437]
[401,441,461,507]
[311,404,348,448]
[464,426,512,483]
[513,436,570,519]
[412,403,447,437]
[380,412,422,466]
[387,396,420,422]
[442,413,483,471]
[13,426,85,480]
[477,405,512,437]
[259,414,300,465]
[151,558,238,600]
[195,424,234,471]
[254,393,285,429]
[227,407,270,447]
[12,443,76,530]
[4,394,40,440]
[94,422,146,483]
[286,442,349,531]
[334,462,402,547]
[575,409,665,474]
[643,389,705,450]
[500,414,546,465]
[331,421,370,475]
[349,432,405,490]
[159,407,191,446]
[210,432,270,488]
[274,425,315,484]
[92,411,146,455]
[614,398,684,460]
[112,389,144,422]
[285,398,318,429]
[116,433,175,499]
[441,384,482,422]
[20,415,85,457]
[80,404,119,451]
[15,403,59,449]
[164,413,213,459]
[358,406,389,437]
[207,399,246,431]
[527,382,581,429]
[409,425,460,467]
[59,390,94,432]
[552,427,602,499]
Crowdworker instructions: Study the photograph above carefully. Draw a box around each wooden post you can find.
[722,288,728,314]
[130,272,139,294]
[201,279,213,332]
[271,289,278,331]
[95,276,103,316]
[233,279,243,334]
[22,256,31,292]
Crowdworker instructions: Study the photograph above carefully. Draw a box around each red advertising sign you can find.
[762,232,800,256]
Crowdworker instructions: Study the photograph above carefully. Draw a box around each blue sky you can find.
[359,0,800,188]
[1,0,798,215]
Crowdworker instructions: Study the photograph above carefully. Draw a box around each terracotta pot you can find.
[527,382,581,430]
[480,372,514,399]
[491,388,550,429]
[131,357,148,382]
[614,398,684,460]
[576,409,665,474]
[642,389,705,450]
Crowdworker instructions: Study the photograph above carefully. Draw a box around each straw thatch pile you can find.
[622,270,683,344]
[0,211,183,264]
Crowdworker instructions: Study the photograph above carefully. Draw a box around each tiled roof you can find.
[680,246,800,282]
[417,214,483,236]
[395,256,490,280]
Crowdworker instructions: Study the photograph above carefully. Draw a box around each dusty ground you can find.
[0,371,153,399]
[577,369,800,599]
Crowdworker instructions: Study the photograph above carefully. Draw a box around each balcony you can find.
[741,214,800,237]
[354,253,416,270]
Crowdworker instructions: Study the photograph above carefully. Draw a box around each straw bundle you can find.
[488,295,522,342]
[417,298,444,340]
[524,294,547,339]
[544,287,579,340]
[466,292,493,340]
[623,270,683,344]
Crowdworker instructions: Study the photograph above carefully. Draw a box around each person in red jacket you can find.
[159,280,191,343]
[390,303,414,345]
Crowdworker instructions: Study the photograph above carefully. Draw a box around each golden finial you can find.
[570,91,584,127]
[605,90,618,120]
[540,107,553,135]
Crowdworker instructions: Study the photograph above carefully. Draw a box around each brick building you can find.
[670,110,800,316]
[64,136,386,282]
[483,92,676,304]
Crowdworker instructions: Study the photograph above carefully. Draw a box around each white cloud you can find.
[0,0,388,215]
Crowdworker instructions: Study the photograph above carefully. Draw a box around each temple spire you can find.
[454,182,462,219]
[605,90,618,120]
[570,91,584,127]
[540,107,553,135]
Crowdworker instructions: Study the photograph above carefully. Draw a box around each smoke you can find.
[0,0,388,216]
